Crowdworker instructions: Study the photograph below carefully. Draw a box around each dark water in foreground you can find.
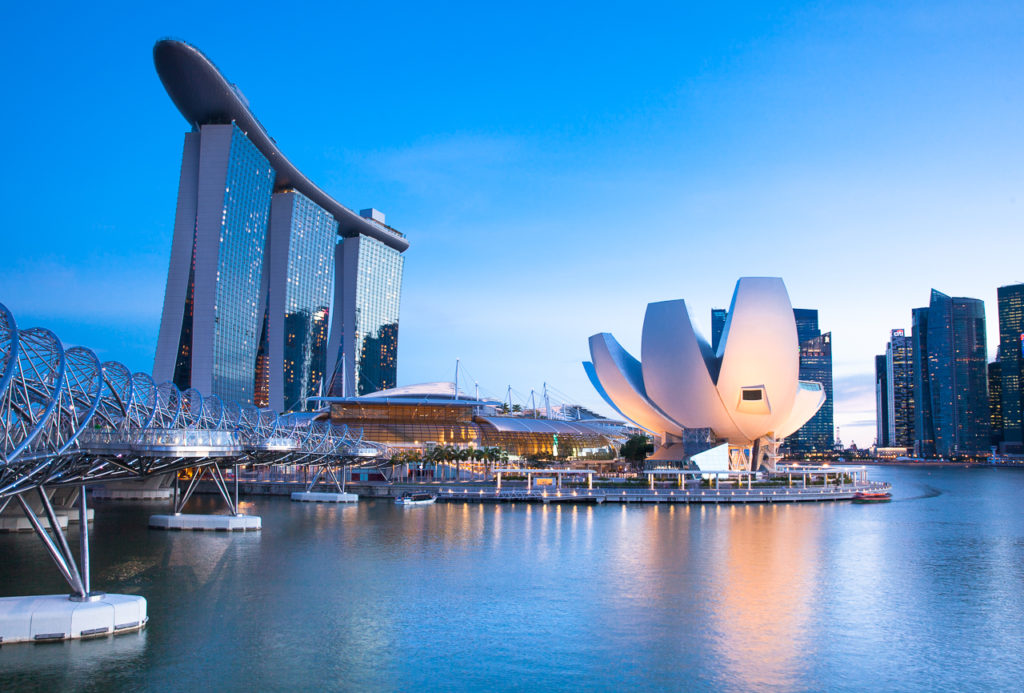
[1,465,1023,692]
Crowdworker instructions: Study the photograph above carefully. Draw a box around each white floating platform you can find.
[93,487,173,501]
[0,513,69,533]
[66,508,95,523]
[0,593,147,644]
[291,491,359,503]
[148,514,261,531]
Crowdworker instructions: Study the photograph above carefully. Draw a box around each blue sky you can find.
[1,1,1022,446]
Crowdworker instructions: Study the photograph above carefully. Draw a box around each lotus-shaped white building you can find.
[584,277,825,471]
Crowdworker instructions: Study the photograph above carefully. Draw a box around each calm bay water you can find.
[2,465,1023,691]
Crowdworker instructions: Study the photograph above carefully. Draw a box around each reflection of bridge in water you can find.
[0,302,389,643]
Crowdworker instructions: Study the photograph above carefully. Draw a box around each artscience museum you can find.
[584,277,826,471]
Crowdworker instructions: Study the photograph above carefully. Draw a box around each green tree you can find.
[620,434,652,469]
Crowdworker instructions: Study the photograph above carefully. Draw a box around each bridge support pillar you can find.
[150,463,261,531]
[292,462,358,503]
[0,485,148,645]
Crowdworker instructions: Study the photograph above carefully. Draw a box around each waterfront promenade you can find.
[186,465,889,505]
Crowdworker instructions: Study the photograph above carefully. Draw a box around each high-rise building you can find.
[151,40,408,409]
[912,290,989,458]
[713,307,833,454]
[791,330,834,454]
[711,308,727,352]
[885,329,914,447]
[262,191,337,411]
[997,283,1024,448]
[989,360,1003,447]
[875,354,890,447]
[793,308,820,344]
[911,306,935,457]
[325,215,405,396]
[154,123,275,404]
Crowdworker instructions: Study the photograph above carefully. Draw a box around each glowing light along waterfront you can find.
[1,465,1023,690]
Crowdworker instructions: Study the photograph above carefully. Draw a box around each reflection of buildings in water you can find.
[707,505,823,690]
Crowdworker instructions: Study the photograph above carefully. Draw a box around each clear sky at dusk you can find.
[1,1,1022,446]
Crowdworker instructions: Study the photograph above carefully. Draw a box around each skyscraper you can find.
[911,306,934,457]
[885,329,914,448]
[875,354,890,447]
[151,40,408,409]
[989,360,1003,448]
[791,339,834,454]
[711,308,728,353]
[325,213,405,396]
[262,191,337,411]
[997,283,1024,449]
[912,290,989,458]
[154,123,275,404]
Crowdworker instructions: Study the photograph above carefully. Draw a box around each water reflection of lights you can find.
[708,505,821,690]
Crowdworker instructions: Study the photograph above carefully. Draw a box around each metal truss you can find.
[0,301,389,502]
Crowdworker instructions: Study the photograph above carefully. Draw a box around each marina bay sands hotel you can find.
[151,40,407,411]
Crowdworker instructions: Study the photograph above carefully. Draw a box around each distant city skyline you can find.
[2,2,1023,446]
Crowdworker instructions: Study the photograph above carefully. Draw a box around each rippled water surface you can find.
[2,465,1023,691]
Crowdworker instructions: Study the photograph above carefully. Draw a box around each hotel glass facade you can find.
[153,41,408,410]
[257,191,338,412]
[327,232,404,397]
[156,123,274,404]
[354,236,403,394]
[211,127,275,402]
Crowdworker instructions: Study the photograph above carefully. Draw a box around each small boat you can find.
[852,491,892,503]
[395,492,436,506]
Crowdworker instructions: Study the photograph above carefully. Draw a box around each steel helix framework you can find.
[0,303,386,501]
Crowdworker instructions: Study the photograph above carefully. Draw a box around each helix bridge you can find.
[0,301,388,628]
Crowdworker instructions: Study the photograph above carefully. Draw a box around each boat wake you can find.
[896,485,942,501]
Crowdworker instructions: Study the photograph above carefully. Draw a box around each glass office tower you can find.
[875,354,890,447]
[885,329,914,448]
[913,290,989,458]
[786,309,834,456]
[711,308,728,352]
[790,331,834,455]
[911,307,935,457]
[326,217,405,397]
[154,123,274,404]
[997,283,1024,448]
[989,360,1003,447]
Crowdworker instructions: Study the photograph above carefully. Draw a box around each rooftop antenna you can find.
[454,358,460,401]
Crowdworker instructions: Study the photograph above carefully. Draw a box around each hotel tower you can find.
[151,40,407,410]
